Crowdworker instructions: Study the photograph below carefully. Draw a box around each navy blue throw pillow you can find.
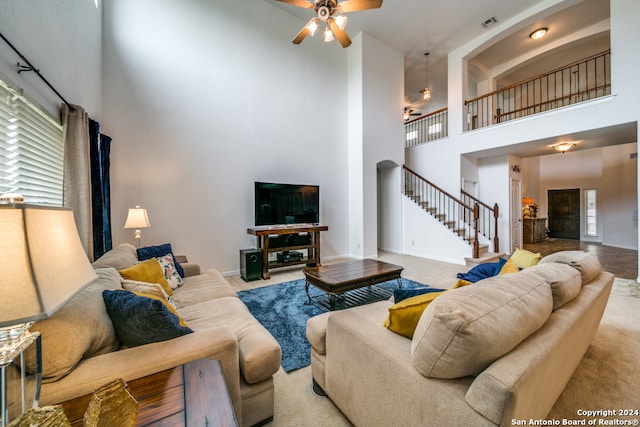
[456,258,507,283]
[394,287,446,304]
[102,290,192,348]
[137,243,185,278]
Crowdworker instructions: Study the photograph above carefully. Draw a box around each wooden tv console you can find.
[247,224,328,280]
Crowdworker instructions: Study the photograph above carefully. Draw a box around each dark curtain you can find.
[89,119,112,259]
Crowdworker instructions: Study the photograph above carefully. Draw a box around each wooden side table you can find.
[523,218,547,243]
[59,359,237,426]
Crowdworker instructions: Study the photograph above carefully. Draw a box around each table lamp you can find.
[0,202,97,426]
[124,206,151,248]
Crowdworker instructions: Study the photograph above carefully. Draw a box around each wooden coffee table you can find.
[59,358,237,426]
[303,259,404,311]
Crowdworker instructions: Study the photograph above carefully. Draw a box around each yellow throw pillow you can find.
[510,248,543,269]
[133,291,189,328]
[499,257,520,274]
[384,291,446,338]
[119,258,173,296]
[452,279,472,288]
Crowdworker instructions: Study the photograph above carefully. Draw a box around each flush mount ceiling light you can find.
[530,27,548,40]
[277,0,383,48]
[419,52,431,102]
[552,142,576,154]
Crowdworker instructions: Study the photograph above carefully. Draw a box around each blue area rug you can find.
[237,277,426,372]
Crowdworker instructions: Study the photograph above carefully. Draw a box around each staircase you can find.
[403,165,502,263]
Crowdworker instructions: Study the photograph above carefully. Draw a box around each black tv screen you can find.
[255,182,319,226]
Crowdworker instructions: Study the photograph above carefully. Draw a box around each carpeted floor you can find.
[228,253,640,426]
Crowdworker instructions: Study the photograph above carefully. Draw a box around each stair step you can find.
[464,252,506,267]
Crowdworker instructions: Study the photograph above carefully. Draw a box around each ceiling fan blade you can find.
[276,0,315,9]
[292,26,311,44]
[328,18,352,48]
[337,0,382,13]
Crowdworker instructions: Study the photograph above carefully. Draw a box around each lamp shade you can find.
[0,205,97,327]
[124,206,151,229]
[522,197,535,205]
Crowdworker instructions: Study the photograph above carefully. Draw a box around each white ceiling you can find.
[265,0,610,112]
[265,0,632,157]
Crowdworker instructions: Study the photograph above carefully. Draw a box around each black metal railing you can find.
[465,49,611,131]
[404,108,448,148]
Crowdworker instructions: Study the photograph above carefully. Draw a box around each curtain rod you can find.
[0,32,75,112]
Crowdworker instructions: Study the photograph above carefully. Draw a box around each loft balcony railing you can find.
[464,49,611,131]
[404,107,448,148]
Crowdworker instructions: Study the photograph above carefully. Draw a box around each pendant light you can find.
[420,52,431,102]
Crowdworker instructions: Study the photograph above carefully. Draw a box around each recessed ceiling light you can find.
[530,28,548,40]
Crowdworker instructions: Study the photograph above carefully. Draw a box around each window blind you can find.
[0,79,64,205]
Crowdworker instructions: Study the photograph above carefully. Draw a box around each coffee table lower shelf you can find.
[306,284,398,311]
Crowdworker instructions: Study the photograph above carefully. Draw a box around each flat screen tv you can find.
[255,182,319,226]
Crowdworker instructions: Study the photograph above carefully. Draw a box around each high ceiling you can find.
[265,0,611,115]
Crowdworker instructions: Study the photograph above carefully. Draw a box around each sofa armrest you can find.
[181,262,201,277]
[40,328,242,422]
[173,255,201,277]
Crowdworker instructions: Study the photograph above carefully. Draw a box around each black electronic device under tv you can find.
[254,182,319,226]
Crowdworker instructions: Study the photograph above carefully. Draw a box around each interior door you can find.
[548,189,580,239]
[510,178,522,252]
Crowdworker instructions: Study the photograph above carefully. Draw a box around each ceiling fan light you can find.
[335,15,348,30]
[324,26,334,42]
[308,18,319,36]
[422,87,431,101]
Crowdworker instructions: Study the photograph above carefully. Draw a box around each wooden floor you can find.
[524,238,638,280]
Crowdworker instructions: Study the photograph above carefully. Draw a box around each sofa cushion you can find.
[102,290,192,347]
[539,251,601,285]
[92,244,138,270]
[27,268,122,381]
[411,270,553,378]
[179,296,281,384]
[171,269,237,309]
[118,258,172,296]
[509,248,543,269]
[384,290,447,338]
[137,243,185,278]
[526,263,583,310]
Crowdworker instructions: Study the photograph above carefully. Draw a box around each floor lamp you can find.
[0,202,97,426]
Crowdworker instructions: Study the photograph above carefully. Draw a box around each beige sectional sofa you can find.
[306,251,614,426]
[33,243,281,427]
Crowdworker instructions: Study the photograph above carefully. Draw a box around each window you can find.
[585,189,597,236]
[0,78,64,205]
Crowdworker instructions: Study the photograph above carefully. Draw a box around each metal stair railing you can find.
[403,165,484,258]
[461,190,499,253]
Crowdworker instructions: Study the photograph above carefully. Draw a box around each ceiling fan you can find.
[276,0,383,48]
[404,108,421,121]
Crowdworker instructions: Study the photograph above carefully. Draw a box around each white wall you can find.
[102,0,356,273]
[405,0,640,264]
[0,0,102,120]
